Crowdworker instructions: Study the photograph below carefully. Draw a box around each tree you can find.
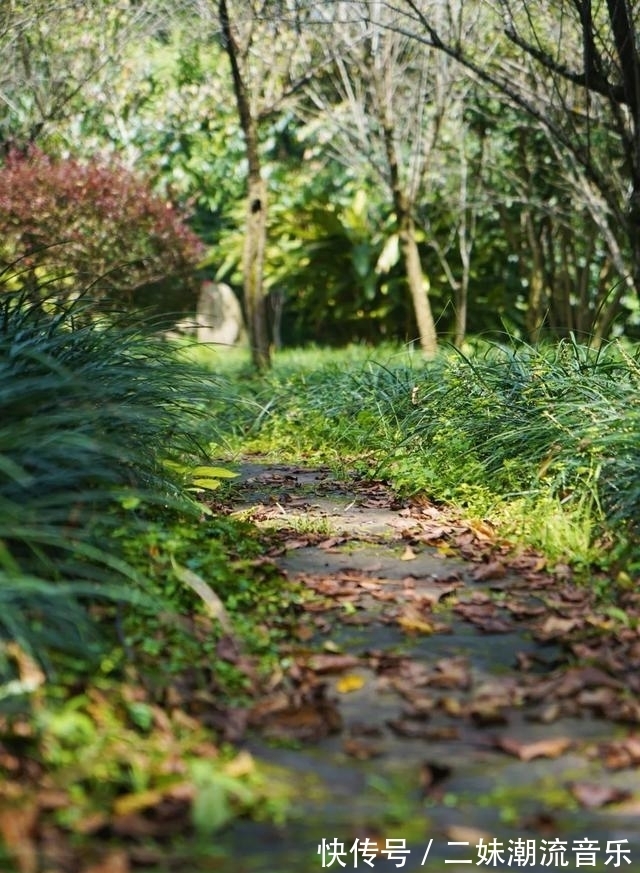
[395,0,640,338]
[0,0,166,154]
[211,0,324,369]
[302,1,475,355]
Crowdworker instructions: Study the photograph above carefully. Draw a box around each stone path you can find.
[220,462,640,873]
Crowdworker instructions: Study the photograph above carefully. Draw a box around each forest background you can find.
[3,0,640,362]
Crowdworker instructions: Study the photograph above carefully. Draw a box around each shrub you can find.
[0,148,204,320]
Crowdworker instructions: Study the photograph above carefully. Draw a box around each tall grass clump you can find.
[377,340,639,566]
[212,341,639,569]
[0,292,221,679]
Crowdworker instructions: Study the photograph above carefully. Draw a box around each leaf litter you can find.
[2,460,640,870]
[228,463,640,828]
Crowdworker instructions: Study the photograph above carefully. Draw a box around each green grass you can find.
[0,292,249,681]
[202,339,640,576]
[0,292,312,865]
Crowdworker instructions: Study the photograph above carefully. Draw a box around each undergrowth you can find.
[205,339,640,575]
[0,293,306,863]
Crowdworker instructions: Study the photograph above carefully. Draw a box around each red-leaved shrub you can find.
[0,148,205,318]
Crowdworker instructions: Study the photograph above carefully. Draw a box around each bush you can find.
[0,148,204,320]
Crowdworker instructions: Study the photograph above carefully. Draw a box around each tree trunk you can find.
[372,61,438,357]
[523,212,548,343]
[453,281,468,349]
[243,172,270,370]
[219,0,271,370]
[399,211,438,356]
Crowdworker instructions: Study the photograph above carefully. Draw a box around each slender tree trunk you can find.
[453,279,468,349]
[399,211,438,356]
[243,171,270,370]
[219,0,271,370]
[523,212,548,343]
[373,62,438,357]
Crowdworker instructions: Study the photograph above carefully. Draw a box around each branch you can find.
[503,25,625,103]
[397,0,614,211]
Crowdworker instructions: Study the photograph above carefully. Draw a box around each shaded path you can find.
[220,461,640,873]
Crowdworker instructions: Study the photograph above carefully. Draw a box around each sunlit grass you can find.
[0,293,224,678]
[208,338,640,575]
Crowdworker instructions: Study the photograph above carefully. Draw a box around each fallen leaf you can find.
[336,673,365,693]
[600,736,640,769]
[472,561,506,582]
[534,616,582,640]
[400,545,417,561]
[283,537,313,551]
[308,654,361,674]
[397,613,436,634]
[495,736,572,761]
[569,782,631,809]
[343,737,384,759]
[317,537,347,550]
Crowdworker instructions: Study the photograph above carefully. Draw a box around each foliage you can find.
[0,291,220,677]
[0,148,203,319]
[207,341,640,571]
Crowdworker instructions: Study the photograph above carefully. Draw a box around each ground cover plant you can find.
[0,291,309,871]
[207,340,640,576]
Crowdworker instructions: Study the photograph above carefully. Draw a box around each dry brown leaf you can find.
[308,653,361,674]
[472,561,506,582]
[535,616,582,639]
[569,782,631,809]
[601,736,640,769]
[495,735,572,761]
[283,537,313,551]
[317,536,347,550]
[343,737,384,759]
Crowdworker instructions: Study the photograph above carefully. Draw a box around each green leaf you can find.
[375,234,399,274]
[190,478,221,490]
[191,466,238,479]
